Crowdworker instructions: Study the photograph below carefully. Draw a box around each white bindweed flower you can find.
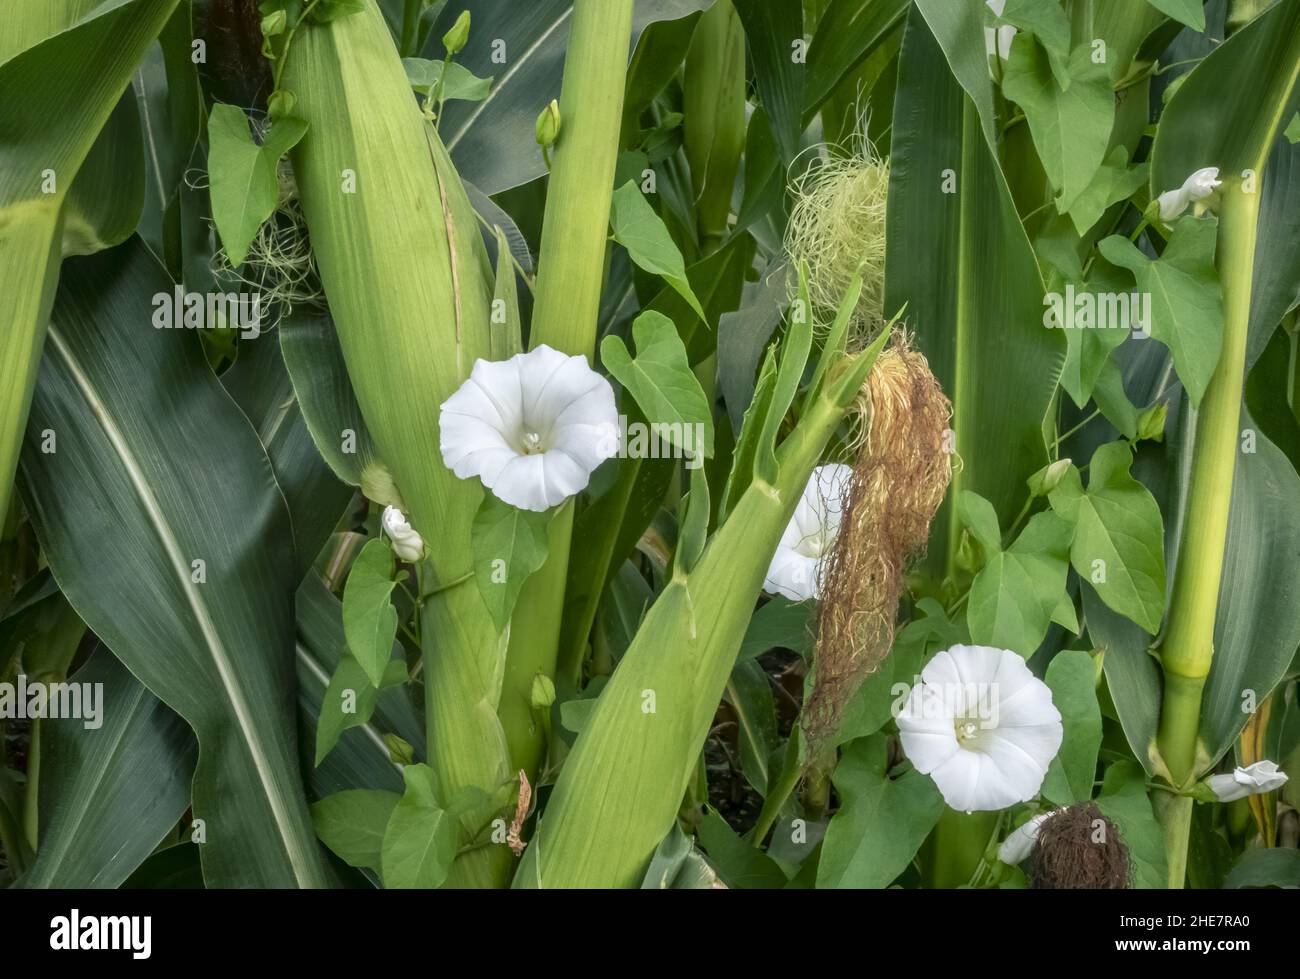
[998,809,1056,864]
[984,0,1016,61]
[1157,166,1221,222]
[381,505,425,562]
[439,344,619,513]
[897,644,1064,813]
[763,463,852,602]
[1205,760,1288,803]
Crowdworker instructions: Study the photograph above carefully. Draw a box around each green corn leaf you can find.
[672,463,711,578]
[723,660,779,795]
[278,310,395,503]
[0,0,180,534]
[16,649,196,889]
[601,310,714,458]
[887,4,1061,576]
[610,181,706,322]
[18,239,331,887]
[698,807,786,887]
[489,225,522,360]
[341,538,402,690]
[754,265,815,485]
[720,345,778,522]
[640,822,722,889]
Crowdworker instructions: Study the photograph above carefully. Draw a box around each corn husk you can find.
[283,3,511,887]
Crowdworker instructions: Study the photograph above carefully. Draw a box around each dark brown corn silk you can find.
[804,336,952,754]
[1031,804,1131,889]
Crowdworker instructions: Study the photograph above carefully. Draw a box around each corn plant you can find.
[2,0,1299,897]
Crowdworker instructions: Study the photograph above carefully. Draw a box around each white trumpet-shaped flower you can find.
[439,345,619,513]
[1157,166,1221,222]
[763,463,852,602]
[897,644,1064,813]
[381,505,425,562]
[1205,760,1288,803]
[997,809,1056,864]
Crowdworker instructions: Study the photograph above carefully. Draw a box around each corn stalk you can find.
[282,3,511,887]
[499,0,636,779]
[1153,5,1300,885]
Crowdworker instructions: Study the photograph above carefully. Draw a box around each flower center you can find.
[955,719,982,745]
[520,431,544,455]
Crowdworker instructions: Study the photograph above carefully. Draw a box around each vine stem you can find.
[271,0,324,93]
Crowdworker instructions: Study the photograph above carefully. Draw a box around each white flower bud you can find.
[1157,166,1222,222]
[998,810,1056,865]
[1205,760,1288,803]
[381,505,425,562]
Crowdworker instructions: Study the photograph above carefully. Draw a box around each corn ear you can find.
[516,312,889,888]
[282,4,511,886]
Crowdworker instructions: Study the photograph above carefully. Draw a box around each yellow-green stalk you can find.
[499,0,635,777]
[1155,179,1256,887]
[0,0,178,530]
[1152,8,1300,885]
[282,3,511,887]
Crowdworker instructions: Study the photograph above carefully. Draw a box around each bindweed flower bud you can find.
[998,810,1055,865]
[1028,458,1071,497]
[383,733,415,766]
[530,672,556,710]
[267,89,296,119]
[535,99,561,150]
[443,10,470,57]
[1202,760,1288,802]
[261,9,287,37]
[1157,166,1222,223]
[381,505,426,562]
[1136,402,1168,442]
